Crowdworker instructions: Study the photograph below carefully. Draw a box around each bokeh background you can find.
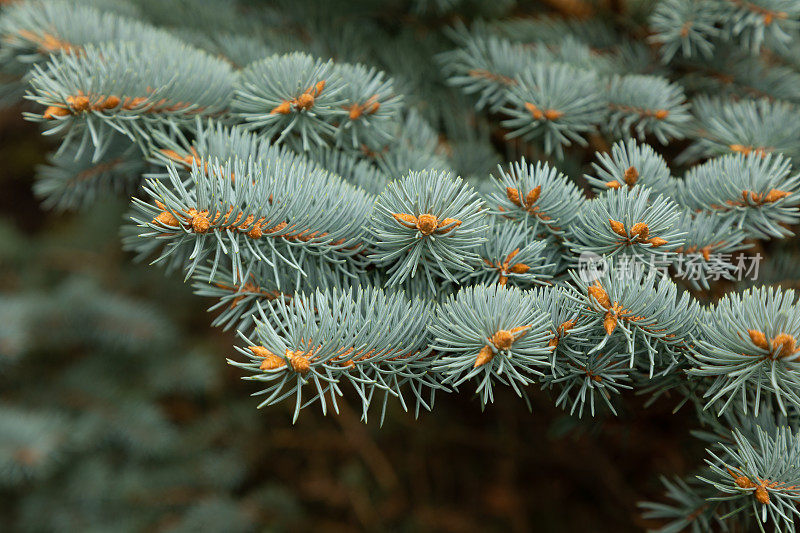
[0,104,709,532]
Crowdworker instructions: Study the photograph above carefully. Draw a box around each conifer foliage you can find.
[3,0,800,529]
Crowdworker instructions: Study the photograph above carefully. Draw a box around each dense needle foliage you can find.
[3,0,800,530]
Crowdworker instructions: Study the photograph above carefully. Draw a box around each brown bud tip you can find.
[67,95,90,111]
[524,102,543,120]
[289,353,311,374]
[603,313,617,335]
[417,213,438,236]
[624,166,639,186]
[526,185,541,206]
[630,222,649,240]
[491,330,515,350]
[748,329,769,350]
[160,149,182,161]
[730,144,747,154]
[544,109,563,120]
[348,105,362,120]
[755,485,769,504]
[508,263,530,274]
[506,187,521,206]
[559,319,575,333]
[474,345,494,368]
[153,211,180,227]
[609,219,627,237]
[764,189,790,203]
[605,181,621,189]
[102,95,121,109]
[259,354,287,371]
[251,346,288,371]
[296,93,314,110]
[191,213,210,233]
[437,218,463,234]
[249,345,270,357]
[43,106,70,119]
[734,475,753,488]
[588,283,611,309]
[647,237,668,247]
[314,80,326,95]
[772,333,797,359]
[124,96,147,109]
[654,109,669,120]
[270,101,292,114]
[392,212,419,228]
[247,224,263,239]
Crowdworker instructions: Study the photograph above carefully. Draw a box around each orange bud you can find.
[624,166,639,186]
[748,329,769,350]
[524,102,543,120]
[647,237,668,247]
[251,346,287,371]
[506,187,522,206]
[124,96,147,109]
[588,283,611,309]
[772,333,797,359]
[474,345,494,368]
[289,353,311,374]
[348,105,363,120]
[508,263,530,274]
[437,218,463,234]
[525,185,541,206]
[102,95,121,109]
[544,109,563,120]
[755,485,769,504]
[416,213,439,236]
[491,330,515,350]
[191,213,210,233]
[153,211,180,227]
[247,223,263,239]
[630,222,649,240]
[730,144,748,154]
[603,312,617,334]
[654,109,669,119]
[296,93,314,110]
[763,189,790,203]
[609,219,627,237]
[43,106,70,119]
[605,181,621,189]
[67,95,90,111]
[392,213,418,228]
[270,101,292,114]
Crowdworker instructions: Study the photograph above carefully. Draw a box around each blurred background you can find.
[0,104,706,532]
